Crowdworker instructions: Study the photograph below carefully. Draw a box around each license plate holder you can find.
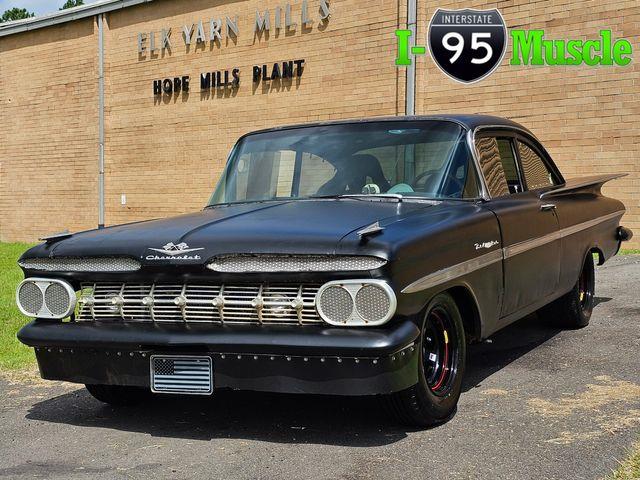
[150,355,213,395]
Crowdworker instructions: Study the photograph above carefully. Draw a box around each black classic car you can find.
[16,115,633,426]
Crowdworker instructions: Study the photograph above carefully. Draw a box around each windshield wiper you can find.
[342,193,404,201]
[307,193,404,202]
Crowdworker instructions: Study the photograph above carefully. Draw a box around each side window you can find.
[517,141,556,190]
[475,136,523,197]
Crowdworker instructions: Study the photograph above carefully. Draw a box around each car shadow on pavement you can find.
[25,313,564,446]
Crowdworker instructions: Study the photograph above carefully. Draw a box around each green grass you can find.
[606,441,640,479]
[619,249,640,255]
[0,242,37,370]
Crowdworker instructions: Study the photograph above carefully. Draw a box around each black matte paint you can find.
[15,115,628,396]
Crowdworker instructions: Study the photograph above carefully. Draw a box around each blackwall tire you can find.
[383,292,466,427]
[85,384,151,406]
[541,253,595,329]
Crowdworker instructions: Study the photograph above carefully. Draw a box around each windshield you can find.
[208,120,480,206]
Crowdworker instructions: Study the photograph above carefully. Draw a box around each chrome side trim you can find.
[558,210,625,239]
[402,210,624,294]
[402,249,503,294]
[503,210,625,259]
[503,231,561,258]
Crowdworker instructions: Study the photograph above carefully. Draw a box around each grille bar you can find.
[76,282,322,325]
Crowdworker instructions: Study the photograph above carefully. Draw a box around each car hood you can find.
[36,199,433,265]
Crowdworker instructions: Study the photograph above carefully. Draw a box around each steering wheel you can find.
[412,170,465,197]
[411,170,440,191]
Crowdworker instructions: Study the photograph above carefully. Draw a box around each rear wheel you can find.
[541,253,595,328]
[383,292,466,427]
[85,384,150,406]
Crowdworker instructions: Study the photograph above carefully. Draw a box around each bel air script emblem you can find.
[146,242,204,260]
[474,240,499,250]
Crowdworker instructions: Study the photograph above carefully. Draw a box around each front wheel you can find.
[383,292,466,427]
[541,253,595,328]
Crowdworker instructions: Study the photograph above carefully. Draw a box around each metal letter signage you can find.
[138,1,330,58]
[428,8,507,83]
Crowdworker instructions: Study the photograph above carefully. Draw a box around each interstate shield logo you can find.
[428,8,507,83]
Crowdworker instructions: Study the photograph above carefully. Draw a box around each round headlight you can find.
[17,281,43,316]
[355,284,392,323]
[318,286,354,324]
[16,278,76,319]
[316,280,396,326]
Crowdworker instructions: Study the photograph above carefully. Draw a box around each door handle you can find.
[540,203,556,211]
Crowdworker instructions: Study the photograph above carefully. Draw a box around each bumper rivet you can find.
[401,351,405,356]
[117,352,121,356]
[70,349,74,354]
[221,354,226,359]
[373,359,378,364]
[320,357,325,362]
[47,348,52,353]
[337,358,342,363]
[410,346,415,352]
[142,353,146,357]
[391,356,396,361]
[237,355,242,359]
[59,349,63,353]
[129,352,134,357]
[253,355,258,360]
[286,356,292,361]
[355,358,360,363]
[303,357,308,362]
[270,356,275,361]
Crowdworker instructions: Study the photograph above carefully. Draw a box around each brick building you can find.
[0,0,638,247]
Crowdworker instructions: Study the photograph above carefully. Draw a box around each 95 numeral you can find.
[442,32,493,64]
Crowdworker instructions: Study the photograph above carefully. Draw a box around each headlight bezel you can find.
[16,277,77,319]
[315,279,397,327]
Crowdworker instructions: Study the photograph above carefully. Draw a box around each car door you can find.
[474,130,561,319]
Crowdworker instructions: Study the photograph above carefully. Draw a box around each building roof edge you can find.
[0,0,154,37]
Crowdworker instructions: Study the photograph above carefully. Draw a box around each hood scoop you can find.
[357,221,385,240]
[39,230,73,244]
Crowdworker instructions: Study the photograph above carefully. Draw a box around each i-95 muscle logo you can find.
[427,8,507,84]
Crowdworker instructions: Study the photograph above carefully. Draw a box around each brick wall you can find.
[102,0,403,225]
[416,0,640,247]
[0,0,404,240]
[0,18,99,241]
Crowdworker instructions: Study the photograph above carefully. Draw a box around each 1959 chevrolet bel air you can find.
[16,115,633,426]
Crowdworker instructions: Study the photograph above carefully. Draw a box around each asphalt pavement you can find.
[0,255,639,480]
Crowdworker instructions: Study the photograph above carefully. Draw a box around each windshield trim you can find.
[207,120,479,208]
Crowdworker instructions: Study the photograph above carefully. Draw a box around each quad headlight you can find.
[316,280,396,326]
[16,278,76,319]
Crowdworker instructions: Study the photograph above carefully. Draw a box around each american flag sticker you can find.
[151,355,213,395]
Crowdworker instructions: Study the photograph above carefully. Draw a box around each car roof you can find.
[244,114,533,137]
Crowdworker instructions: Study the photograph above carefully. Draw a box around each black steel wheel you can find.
[383,292,466,427]
[541,252,595,328]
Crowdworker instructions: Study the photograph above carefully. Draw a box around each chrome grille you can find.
[207,254,387,273]
[18,257,141,272]
[76,282,322,325]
